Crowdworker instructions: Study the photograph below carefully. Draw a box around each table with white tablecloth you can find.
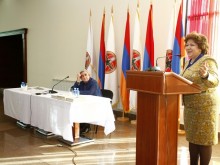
[3,87,44,124]
[3,87,115,143]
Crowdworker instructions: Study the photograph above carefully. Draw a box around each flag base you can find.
[130,120,136,125]
[178,129,185,135]
[117,117,129,122]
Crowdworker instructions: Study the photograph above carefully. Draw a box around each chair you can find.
[94,89,113,134]
[101,89,113,102]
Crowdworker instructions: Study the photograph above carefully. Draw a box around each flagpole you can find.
[129,1,141,125]
[177,0,185,135]
[117,6,130,123]
[127,0,142,124]
[98,8,106,89]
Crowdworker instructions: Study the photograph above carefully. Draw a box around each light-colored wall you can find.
[0,0,182,88]
[1,0,219,132]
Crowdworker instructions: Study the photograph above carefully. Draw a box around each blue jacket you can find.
[71,78,102,96]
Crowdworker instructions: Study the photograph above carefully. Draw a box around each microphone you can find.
[146,49,173,72]
[48,76,69,94]
[146,56,166,71]
[155,56,167,71]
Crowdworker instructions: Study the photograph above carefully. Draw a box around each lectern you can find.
[126,71,201,165]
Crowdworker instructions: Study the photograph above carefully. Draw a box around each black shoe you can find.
[80,127,91,135]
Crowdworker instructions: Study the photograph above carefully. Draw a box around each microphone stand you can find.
[145,56,168,71]
[48,76,69,94]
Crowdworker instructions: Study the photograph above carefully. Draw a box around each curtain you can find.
[186,0,220,60]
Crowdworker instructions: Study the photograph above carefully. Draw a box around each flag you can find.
[120,9,130,113]
[167,3,175,50]
[105,8,119,106]
[165,3,175,72]
[98,10,106,89]
[171,2,185,74]
[165,49,173,72]
[130,4,142,111]
[85,10,96,79]
[131,6,142,71]
[143,4,154,71]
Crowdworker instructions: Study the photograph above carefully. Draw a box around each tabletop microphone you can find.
[155,56,167,70]
[146,56,166,71]
[48,76,69,94]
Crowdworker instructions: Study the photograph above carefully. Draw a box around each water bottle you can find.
[21,82,26,88]
[76,88,80,97]
[73,88,77,97]
[21,82,27,91]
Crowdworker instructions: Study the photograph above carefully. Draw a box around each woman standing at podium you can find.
[181,32,219,165]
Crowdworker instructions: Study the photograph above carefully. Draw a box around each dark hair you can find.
[184,31,209,54]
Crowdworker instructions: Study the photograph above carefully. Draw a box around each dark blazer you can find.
[71,78,102,96]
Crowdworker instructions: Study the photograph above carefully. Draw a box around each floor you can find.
[0,93,220,165]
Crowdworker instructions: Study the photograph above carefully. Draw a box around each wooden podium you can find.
[126,71,201,165]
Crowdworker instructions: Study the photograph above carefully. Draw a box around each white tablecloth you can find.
[3,87,115,142]
[3,87,45,124]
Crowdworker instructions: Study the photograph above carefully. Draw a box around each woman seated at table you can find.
[71,69,102,134]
